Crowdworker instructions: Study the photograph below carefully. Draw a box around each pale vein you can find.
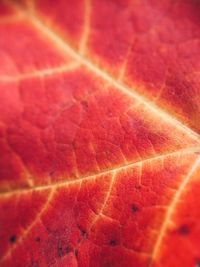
[149,156,200,266]
[79,0,91,55]
[23,10,200,141]
[0,189,55,263]
[1,146,199,197]
[0,62,80,82]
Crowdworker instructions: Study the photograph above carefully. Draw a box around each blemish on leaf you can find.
[58,246,63,257]
[81,229,87,236]
[178,224,190,235]
[109,239,118,246]
[81,100,88,110]
[78,225,88,237]
[30,259,39,267]
[75,249,79,259]
[135,184,142,190]
[72,140,78,149]
[131,203,140,213]
[9,235,17,243]
[58,245,73,257]
[66,246,73,254]
[35,237,41,242]
[49,170,55,177]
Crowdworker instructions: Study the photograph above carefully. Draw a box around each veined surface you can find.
[0,1,200,267]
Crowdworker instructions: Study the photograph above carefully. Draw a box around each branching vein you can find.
[0,189,55,263]
[149,156,200,266]
[18,9,200,141]
[7,1,200,140]
[1,146,199,197]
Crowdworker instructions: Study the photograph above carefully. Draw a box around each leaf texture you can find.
[0,1,200,267]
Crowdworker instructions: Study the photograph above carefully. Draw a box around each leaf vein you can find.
[1,146,199,197]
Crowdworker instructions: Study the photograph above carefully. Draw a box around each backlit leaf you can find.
[0,1,200,266]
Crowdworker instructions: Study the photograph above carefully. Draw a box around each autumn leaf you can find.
[0,0,200,266]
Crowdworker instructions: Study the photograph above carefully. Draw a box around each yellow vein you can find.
[79,0,91,55]
[74,171,116,251]
[23,11,200,141]
[0,62,79,82]
[91,171,116,226]
[1,146,199,197]
[149,156,200,266]
[0,14,23,24]
[0,189,55,263]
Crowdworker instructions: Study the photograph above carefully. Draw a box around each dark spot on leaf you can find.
[131,204,140,213]
[75,249,79,259]
[58,246,64,257]
[35,237,41,242]
[82,229,87,236]
[109,239,118,246]
[103,262,113,267]
[66,246,73,254]
[178,224,190,235]
[81,100,88,110]
[72,140,77,149]
[9,235,17,243]
[58,245,73,257]
[29,260,39,267]
[135,184,142,190]
[49,170,55,176]
[78,226,87,237]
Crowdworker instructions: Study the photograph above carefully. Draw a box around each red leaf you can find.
[0,1,200,267]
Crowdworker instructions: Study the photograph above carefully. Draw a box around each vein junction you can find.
[149,156,200,265]
[1,2,200,264]
[1,146,200,197]
[9,1,200,140]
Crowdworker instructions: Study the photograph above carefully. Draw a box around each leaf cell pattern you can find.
[0,1,200,267]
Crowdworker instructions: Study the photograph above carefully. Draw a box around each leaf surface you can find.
[0,1,200,267]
